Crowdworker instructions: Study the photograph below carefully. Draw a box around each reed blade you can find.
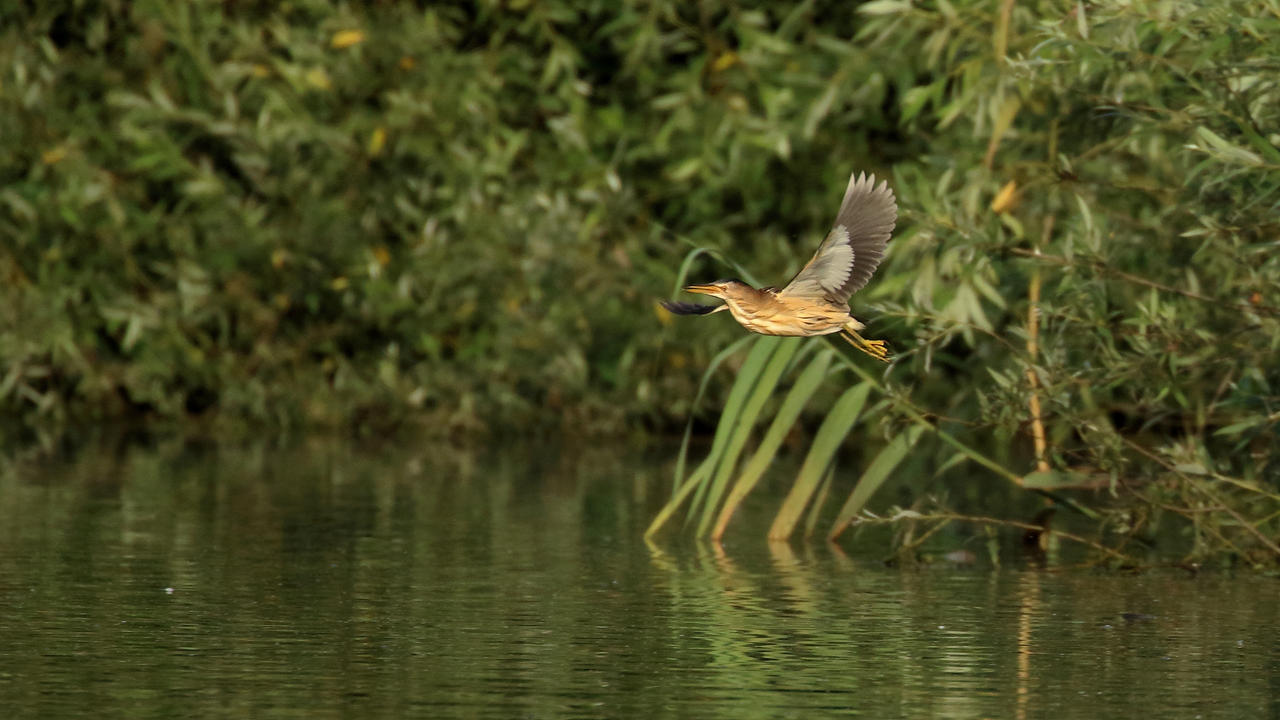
[696,336,801,535]
[671,335,754,498]
[711,349,834,539]
[684,336,782,527]
[768,382,873,540]
[828,425,926,541]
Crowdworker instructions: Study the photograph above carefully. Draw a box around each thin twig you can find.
[899,517,954,555]
[1120,437,1280,559]
[855,511,1136,564]
[1195,484,1280,559]
[1007,247,1280,318]
[831,345,1025,486]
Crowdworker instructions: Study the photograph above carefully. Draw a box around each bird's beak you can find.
[683,283,720,296]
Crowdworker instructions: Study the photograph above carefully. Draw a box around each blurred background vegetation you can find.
[2,1,1278,557]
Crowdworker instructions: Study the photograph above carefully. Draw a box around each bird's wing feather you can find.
[780,172,897,303]
[779,226,853,300]
[660,300,721,316]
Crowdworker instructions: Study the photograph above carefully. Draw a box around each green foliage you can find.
[721,347,834,537]
[8,0,892,435]
[770,378,872,540]
[647,0,1280,564]
[2,1,1279,561]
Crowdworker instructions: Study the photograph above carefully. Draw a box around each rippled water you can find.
[0,438,1275,718]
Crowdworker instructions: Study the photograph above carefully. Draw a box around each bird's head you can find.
[682,279,752,301]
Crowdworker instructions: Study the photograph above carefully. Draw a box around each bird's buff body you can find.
[662,171,896,361]
[716,288,863,337]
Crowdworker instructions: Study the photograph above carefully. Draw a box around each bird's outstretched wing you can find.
[780,172,897,303]
[659,300,721,316]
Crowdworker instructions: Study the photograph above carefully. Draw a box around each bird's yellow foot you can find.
[841,329,892,363]
[863,339,889,358]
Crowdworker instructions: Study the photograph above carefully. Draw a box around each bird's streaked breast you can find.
[724,296,849,337]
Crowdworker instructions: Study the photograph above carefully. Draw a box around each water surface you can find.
[1,438,1275,718]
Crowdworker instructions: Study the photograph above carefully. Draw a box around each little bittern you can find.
[662,171,897,361]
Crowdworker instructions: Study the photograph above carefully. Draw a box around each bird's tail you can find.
[840,321,891,363]
[659,300,723,316]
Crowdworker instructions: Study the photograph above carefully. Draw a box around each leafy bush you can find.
[2,1,1278,561]
[646,0,1280,564]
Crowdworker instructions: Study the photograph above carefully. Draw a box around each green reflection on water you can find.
[0,439,1276,719]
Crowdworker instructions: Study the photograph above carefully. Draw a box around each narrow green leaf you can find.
[687,336,783,524]
[712,349,833,538]
[668,156,702,181]
[696,336,802,534]
[828,425,926,540]
[983,94,1021,168]
[1074,191,1094,234]
[803,465,835,539]
[858,0,911,15]
[670,247,716,297]
[803,71,844,140]
[1231,118,1280,164]
[1195,126,1264,167]
[670,334,753,495]
[900,83,938,124]
[645,462,710,539]
[1214,420,1261,437]
[768,382,873,540]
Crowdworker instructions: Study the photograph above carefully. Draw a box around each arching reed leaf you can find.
[670,247,717,297]
[711,348,834,539]
[828,339,1025,487]
[828,425,926,541]
[768,382,873,540]
[803,465,836,540]
[685,336,783,526]
[670,334,754,498]
[665,235,763,290]
[644,459,711,540]
[696,336,802,534]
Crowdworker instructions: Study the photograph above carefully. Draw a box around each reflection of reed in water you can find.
[1015,570,1043,720]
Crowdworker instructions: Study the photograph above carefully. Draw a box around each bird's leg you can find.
[840,323,890,362]
[841,330,890,361]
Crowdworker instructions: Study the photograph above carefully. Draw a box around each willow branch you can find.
[1008,247,1280,318]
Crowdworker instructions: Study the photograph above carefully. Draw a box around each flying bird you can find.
[661,171,897,361]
